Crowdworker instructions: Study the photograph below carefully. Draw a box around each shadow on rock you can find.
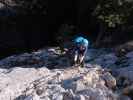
[0,47,71,69]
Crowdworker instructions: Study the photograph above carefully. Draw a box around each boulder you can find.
[0,48,120,100]
[118,95,131,100]
[122,84,133,99]
[102,72,116,89]
[115,66,133,83]
[115,41,133,57]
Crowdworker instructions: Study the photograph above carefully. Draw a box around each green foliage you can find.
[93,0,133,28]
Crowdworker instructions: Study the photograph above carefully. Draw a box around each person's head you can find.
[79,45,86,51]
[74,36,84,43]
[74,36,89,47]
[82,38,89,47]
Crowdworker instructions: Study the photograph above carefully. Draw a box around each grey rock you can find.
[24,95,33,100]
[52,93,63,100]
[76,95,86,100]
[102,72,116,89]
[126,51,133,58]
[116,66,133,82]
[0,47,121,100]
[118,95,131,100]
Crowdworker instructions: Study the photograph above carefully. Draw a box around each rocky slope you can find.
[0,65,117,100]
[0,47,132,100]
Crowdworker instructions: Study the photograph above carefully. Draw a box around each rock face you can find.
[0,47,70,69]
[114,51,133,84]
[0,47,132,100]
[86,48,118,68]
[0,47,118,100]
[0,66,117,100]
[115,41,133,57]
[102,72,116,89]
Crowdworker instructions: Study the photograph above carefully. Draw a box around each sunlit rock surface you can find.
[0,65,117,100]
[0,47,132,100]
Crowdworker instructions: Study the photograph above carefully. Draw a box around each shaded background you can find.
[0,0,132,58]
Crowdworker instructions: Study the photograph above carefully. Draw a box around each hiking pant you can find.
[74,47,87,66]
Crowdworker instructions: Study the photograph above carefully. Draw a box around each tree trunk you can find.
[95,22,105,47]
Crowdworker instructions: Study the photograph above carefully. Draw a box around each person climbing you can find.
[73,36,89,67]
